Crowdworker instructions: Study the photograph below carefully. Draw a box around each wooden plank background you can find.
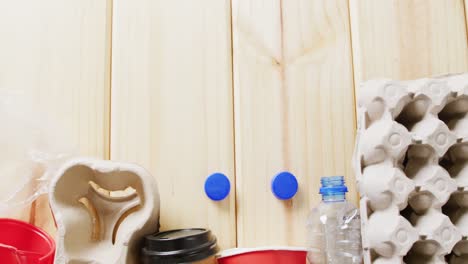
[232,0,356,247]
[0,0,467,249]
[349,0,468,83]
[0,0,112,237]
[110,0,236,249]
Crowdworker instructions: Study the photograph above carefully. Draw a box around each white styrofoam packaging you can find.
[354,73,468,263]
[49,158,160,264]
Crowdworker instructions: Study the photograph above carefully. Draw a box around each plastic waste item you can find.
[142,228,219,264]
[217,247,307,264]
[354,73,468,264]
[271,171,299,200]
[0,91,74,220]
[49,158,160,264]
[307,176,362,264]
[0,218,55,264]
[205,173,231,201]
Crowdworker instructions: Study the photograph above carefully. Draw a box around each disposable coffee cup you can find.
[142,228,219,264]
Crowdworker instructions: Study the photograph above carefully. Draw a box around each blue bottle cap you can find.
[204,173,231,201]
[271,171,299,200]
[319,176,348,195]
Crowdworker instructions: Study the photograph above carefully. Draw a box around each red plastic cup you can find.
[0,218,55,264]
[217,247,307,264]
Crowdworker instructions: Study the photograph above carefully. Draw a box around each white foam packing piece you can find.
[49,158,160,264]
[355,73,468,264]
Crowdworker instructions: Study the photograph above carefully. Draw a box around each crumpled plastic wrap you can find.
[0,90,74,219]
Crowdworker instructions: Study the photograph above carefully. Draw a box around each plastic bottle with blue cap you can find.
[307,176,362,264]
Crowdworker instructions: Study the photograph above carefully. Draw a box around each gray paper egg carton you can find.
[354,73,468,264]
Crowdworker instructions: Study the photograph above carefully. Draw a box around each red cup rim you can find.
[0,218,55,261]
[217,246,307,259]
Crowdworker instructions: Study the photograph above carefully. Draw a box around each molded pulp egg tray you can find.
[354,73,468,264]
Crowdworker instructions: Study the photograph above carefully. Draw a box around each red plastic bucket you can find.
[0,218,55,264]
[217,247,307,264]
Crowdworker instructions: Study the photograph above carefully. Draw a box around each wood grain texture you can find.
[232,0,357,246]
[111,0,236,249]
[350,0,468,85]
[0,0,111,235]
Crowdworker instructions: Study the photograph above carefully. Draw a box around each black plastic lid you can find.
[142,228,218,263]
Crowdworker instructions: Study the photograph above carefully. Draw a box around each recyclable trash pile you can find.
[355,74,468,263]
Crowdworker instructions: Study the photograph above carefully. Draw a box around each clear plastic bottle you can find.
[307,176,362,264]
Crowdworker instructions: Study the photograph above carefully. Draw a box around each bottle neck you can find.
[322,193,346,203]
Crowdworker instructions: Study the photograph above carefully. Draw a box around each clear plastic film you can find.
[0,90,74,218]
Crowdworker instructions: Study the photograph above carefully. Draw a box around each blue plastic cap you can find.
[319,176,348,195]
[271,171,299,200]
[204,173,231,201]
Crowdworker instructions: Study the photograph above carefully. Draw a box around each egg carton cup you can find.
[49,158,160,264]
[354,73,468,264]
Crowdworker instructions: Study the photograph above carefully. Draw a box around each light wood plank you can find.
[232,0,357,246]
[0,0,111,235]
[111,0,236,249]
[350,0,468,84]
